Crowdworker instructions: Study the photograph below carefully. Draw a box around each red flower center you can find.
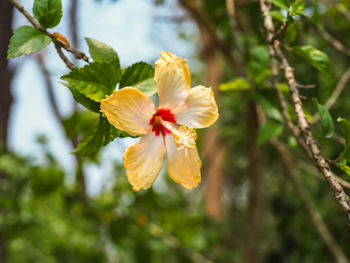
[149,108,177,136]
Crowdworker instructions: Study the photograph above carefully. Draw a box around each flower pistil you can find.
[149,108,177,136]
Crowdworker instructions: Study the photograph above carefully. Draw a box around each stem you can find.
[271,22,289,43]
[9,0,89,68]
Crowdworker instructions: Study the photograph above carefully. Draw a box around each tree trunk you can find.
[243,102,263,263]
[194,8,225,221]
[0,1,14,262]
[0,1,14,151]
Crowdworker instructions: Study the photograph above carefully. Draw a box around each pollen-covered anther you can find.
[171,125,197,152]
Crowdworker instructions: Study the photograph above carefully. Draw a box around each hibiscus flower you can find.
[101,51,218,191]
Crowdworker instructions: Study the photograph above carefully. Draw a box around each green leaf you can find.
[61,82,100,113]
[85,38,120,65]
[73,117,130,157]
[312,98,334,139]
[61,61,121,102]
[268,10,287,22]
[257,120,284,145]
[62,111,99,139]
[73,117,105,157]
[336,159,350,176]
[291,0,304,16]
[7,26,51,59]
[278,83,289,93]
[134,78,157,96]
[247,46,271,84]
[103,120,132,145]
[219,78,250,91]
[120,62,154,88]
[255,96,284,122]
[103,122,121,146]
[30,166,64,195]
[292,45,330,72]
[269,0,289,10]
[33,0,62,29]
[338,117,350,162]
[283,23,296,43]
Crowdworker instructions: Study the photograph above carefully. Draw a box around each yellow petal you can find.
[100,87,155,136]
[165,136,202,190]
[124,133,166,191]
[155,51,191,108]
[173,85,219,128]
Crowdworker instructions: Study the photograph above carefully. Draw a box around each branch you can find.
[269,53,313,160]
[9,0,89,68]
[60,44,89,63]
[259,0,350,221]
[271,22,289,43]
[54,43,74,70]
[296,84,316,89]
[337,4,350,24]
[317,27,350,57]
[272,139,349,263]
[311,65,350,124]
[298,160,350,191]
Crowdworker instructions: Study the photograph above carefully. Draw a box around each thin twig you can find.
[317,27,350,57]
[337,4,350,24]
[296,84,316,89]
[9,0,89,66]
[333,132,345,145]
[260,0,350,221]
[298,160,350,190]
[325,66,350,110]
[9,0,43,31]
[311,65,350,124]
[318,0,350,20]
[57,42,89,63]
[272,139,349,263]
[271,22,289,43]
[54,43,75,70]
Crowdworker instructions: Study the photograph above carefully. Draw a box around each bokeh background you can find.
[1,0,350,262]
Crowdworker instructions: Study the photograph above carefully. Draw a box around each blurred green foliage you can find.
[3,0,350,262]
